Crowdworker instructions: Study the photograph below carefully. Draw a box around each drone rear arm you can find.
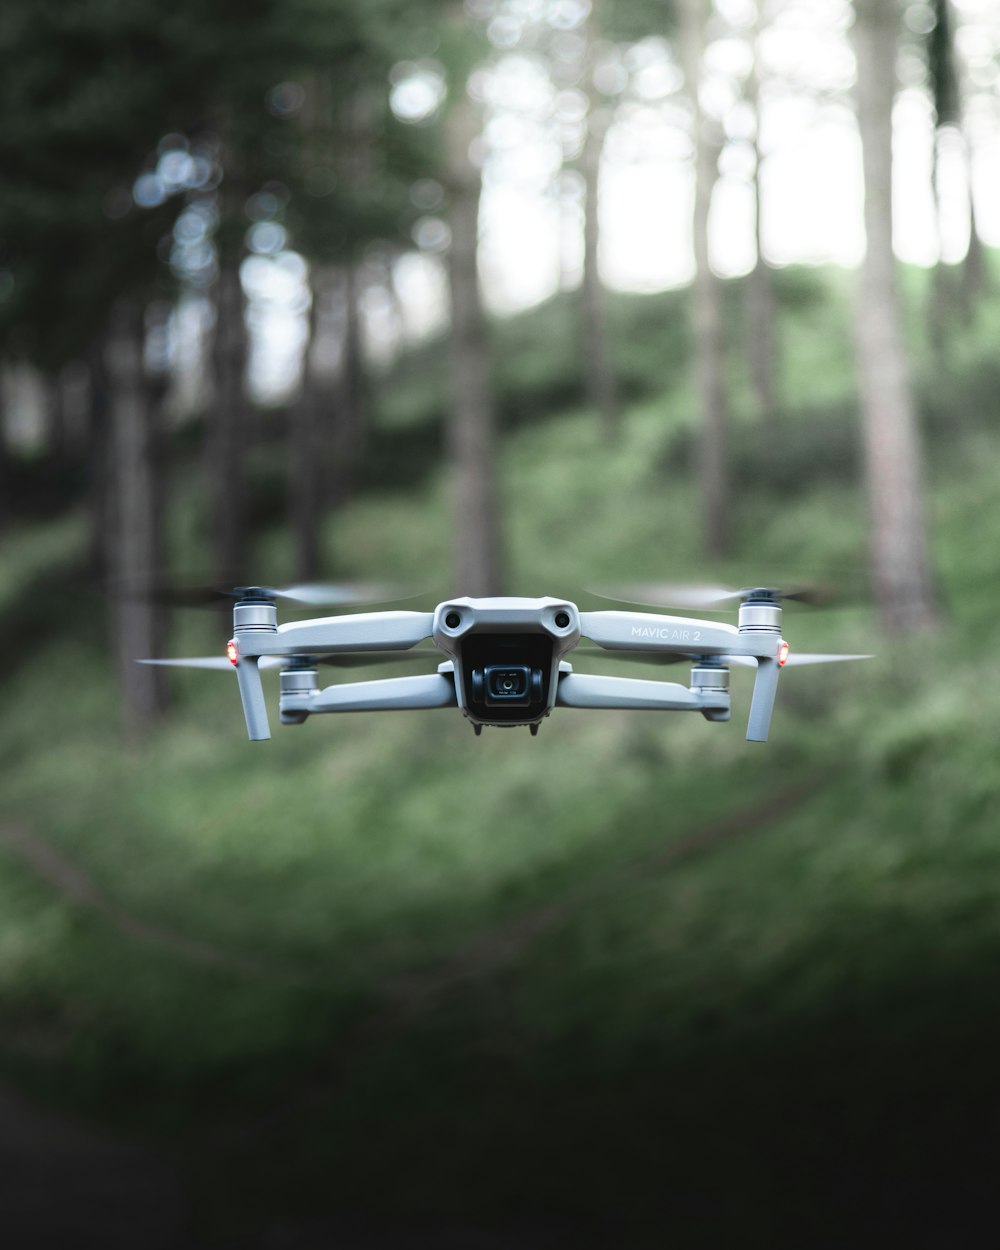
[280,672,457,719]
[556,672,729,715]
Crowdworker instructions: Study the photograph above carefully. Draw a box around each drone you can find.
[141,582,871,743]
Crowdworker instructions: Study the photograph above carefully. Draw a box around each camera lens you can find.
[554,611,570,628]
[480,665,534,706]
[445,611,461,629]
[489,669,525,697]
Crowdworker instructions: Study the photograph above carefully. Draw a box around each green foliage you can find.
[0,1,182,363]
[600,0,680,45]
[0,0,440,368]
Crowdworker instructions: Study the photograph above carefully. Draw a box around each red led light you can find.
[777,641,790,667]
[226,640,239,666]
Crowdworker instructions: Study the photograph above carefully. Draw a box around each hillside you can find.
[1,261,1000,1246]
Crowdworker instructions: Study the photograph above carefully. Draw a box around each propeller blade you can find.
[260,582,410,607]
[123,578,416,609]
[718,652,873,668]
[591,583,741,610]
[780,652,873,667]
[590,582,832,610]
[137,650,437,672]
[138,655,290,671]
[128,585,230,608]
[138,656,240,670]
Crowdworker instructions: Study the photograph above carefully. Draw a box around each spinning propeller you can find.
[139,650,434,672]
[127,579,411,609]
[592,582,833,610]
[720,652,872,668]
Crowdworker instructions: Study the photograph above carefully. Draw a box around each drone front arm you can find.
[281,672,457,717]
[579,610,748,658]
[241,611,437,659]
[557,672,729,714]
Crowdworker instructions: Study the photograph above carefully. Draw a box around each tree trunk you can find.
[961,148,987,310]
[746,6,778,422]
[207,249,248,584]
[853,0,939,633]
[333,263,366,506]
[679,0,729,558]
[445,92,504,597]
[0,371,10,528]
[46,369,68,467]
[290,385,324,583]
[928,126,955,353]
[105,298,168,741]
[291,275,327,582]
[331,84,374,508]
[580,12,619,442]
[923,0,987,313]
[86,339,111,578]
[927,0,959,346]
[581,112,619,440]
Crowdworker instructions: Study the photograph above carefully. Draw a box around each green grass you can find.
[3,258,1000,1243]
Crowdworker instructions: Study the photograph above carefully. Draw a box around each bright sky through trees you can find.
[232,0,1000,401]
[478,0,1000,307]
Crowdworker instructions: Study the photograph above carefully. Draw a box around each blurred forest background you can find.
[3,0,1000,1245]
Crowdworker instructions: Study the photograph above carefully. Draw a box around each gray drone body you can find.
[142,587,870,743]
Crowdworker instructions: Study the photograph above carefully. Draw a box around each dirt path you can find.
[0,823,313,984]
[0,1082,192,1248]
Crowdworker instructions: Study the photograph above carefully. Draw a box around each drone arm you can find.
[579,610,744,658]
[579,610,788,740]
[282,672,457,716]
[241,611,436,658]
[556,672,728,713]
